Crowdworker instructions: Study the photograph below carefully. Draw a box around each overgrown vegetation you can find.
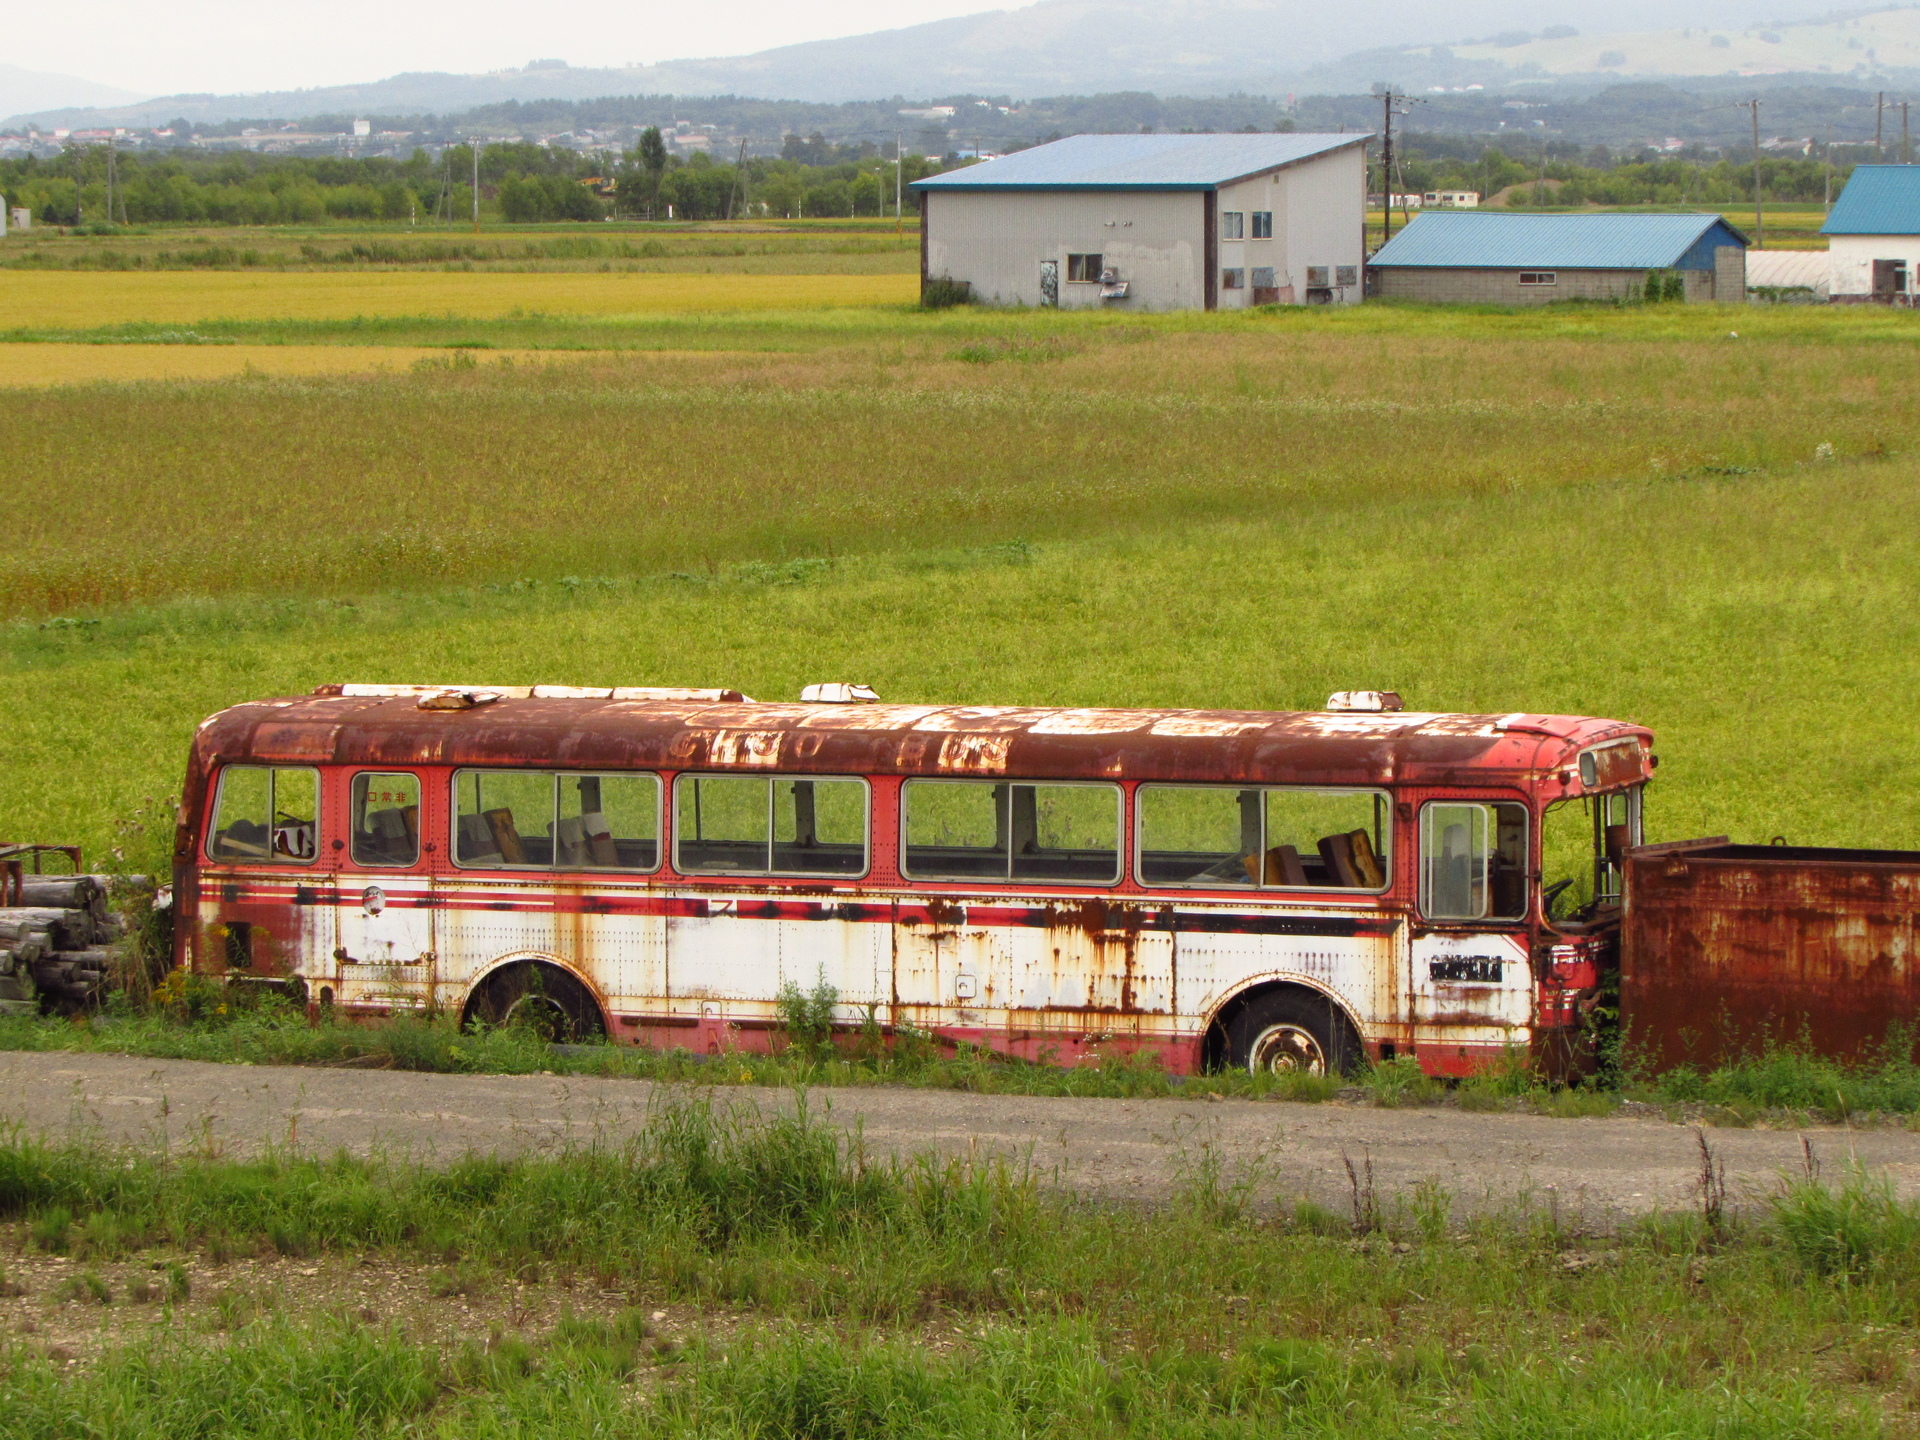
[0,1100,1913,1434]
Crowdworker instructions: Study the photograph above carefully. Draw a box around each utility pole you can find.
[1903,100,1911,164]
[895,130,903,233]
[1824,134,1833,214]
[1379,90,1394,246]
[104,136,114,229]
[471,138,480,233]
[1375,88,1421,245]
[1738,97,1763,249]
[725,137,747,219]
[1876,91,1885,159]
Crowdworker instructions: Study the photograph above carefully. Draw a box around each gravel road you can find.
[4,1051,1916,1223]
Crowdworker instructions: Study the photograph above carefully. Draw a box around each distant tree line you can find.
[1395,141,1859,207]
[0,128,950,227]
[0,124,1863,228]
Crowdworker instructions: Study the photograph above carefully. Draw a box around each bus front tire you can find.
[464,962,605,1043]
[1225,991,1362,1079]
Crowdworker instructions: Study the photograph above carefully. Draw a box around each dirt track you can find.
[4,1051,1917,1222]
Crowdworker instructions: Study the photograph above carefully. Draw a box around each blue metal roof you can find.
[911,133,1370,193]
[1822,166,1920,235]
[1369,212,1748,270]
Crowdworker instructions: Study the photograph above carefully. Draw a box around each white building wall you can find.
[1828,233,1920,298]
[923,190,1207,310]
[1213,147,1365,308]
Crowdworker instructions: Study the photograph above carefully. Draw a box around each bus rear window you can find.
[351,772,421,868]
[454,771,660,871]
[1137,785,1388,889]
[208,765,318,864]
[902,780,1120,884]
[675,776,867,877]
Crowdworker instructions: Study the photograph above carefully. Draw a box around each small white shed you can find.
[912,133,1371,312]
[1822,166,1920,302]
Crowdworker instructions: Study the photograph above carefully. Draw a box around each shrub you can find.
[921,276,973,309]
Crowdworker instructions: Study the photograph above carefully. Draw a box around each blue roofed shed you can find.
[1820,167,1920,301]
[910,133,1370,311]
[1367,212,1749,305]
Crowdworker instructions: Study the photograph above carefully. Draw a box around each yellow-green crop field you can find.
[0,269,920,327]
[0,250,1917,872]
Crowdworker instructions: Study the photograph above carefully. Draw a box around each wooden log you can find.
[12,876,103,911]
[0,908,96,949]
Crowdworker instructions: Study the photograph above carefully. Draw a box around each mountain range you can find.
[9,0,1907,129]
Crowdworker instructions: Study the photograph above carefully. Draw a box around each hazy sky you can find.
[14,0,1004,97]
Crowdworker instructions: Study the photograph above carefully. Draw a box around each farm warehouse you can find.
[1368,212,1749,305]
[1822,165,1920,302]
[912,133,1369,311]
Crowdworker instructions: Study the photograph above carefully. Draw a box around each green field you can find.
[3,300,1919,864]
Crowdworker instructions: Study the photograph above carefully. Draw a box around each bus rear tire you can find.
[464,962,605,1043]
[1225,990,1362,1079]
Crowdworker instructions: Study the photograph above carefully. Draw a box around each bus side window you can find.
[676,775,868,877]
[208,765,319,864]
[351,772,422,868]
[903,779,1119,883]
[1137,785,1388,891]
[560,774,660,871]
[1420,801,1526,921]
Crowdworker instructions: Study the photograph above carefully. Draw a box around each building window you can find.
[1251,211,1273,238]
[1336,265,1359,287]
[1221,211,1244,240]
[1066,253,1103,282]
[1250,266,1275,289]
[1221,268,1245,289]
[1519,271,1557,286]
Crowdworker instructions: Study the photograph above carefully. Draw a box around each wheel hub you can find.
[1248,1022,1327,1076]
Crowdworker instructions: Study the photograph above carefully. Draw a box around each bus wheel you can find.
[464,962,605,1042]
[1225,991,1361,1079]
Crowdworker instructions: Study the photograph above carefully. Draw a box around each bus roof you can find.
[189,691,1654,799]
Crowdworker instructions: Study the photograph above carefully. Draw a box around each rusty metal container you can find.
[1622,838,1920,1069]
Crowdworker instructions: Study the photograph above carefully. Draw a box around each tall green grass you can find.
[0,1101,1909,1436]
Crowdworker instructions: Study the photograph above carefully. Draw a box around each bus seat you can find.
[553,816,589,866]
[1346,828,1385,888]
[580,811,620,867]
[457,813,503,864]
[1265,845,1309,886]
[482,808,526,865]
[1317,833,1361,887]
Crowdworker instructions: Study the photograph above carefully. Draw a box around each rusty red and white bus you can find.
[172,682,1653,1077]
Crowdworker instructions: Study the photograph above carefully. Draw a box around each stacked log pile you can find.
[0,875,127,1012]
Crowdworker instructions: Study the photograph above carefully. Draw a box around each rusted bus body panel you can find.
[174,693,1658,1076]
[1623,840,1920,1069]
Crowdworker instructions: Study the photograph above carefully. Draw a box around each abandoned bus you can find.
[171,683,1654,1077]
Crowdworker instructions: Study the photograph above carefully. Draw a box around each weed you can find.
[775,979,839,1061]
[29,1205,72,1252]
[1360,1055,1437,1108]
[1770,1162,1920,1277]
[56,1270,111,1304]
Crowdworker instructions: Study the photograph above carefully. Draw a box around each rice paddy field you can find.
[3,232,1920,1435]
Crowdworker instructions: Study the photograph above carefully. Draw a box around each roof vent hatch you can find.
[1326,690,1404,713]
[801,683,881,704]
